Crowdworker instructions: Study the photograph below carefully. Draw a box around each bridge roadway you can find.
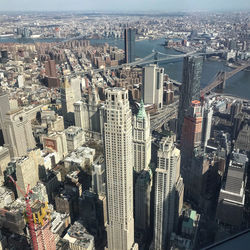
[200,63,250,96]
[87,50,226,75]
[150,100,179,131]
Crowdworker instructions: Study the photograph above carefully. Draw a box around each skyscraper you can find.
[3,108,35,158]
[181,100,203,160]
[177,56,203,139]
[0,92,10,146]
[74,85,101,133]
[61,77,75,115]
[180,101,203,201]
[152,135,184,250]
[16,149,42,197]
[104,88,138,250]
[45,60,60,88]
[133,100,151,173]
[202,99,213,147]
[134,168,152,236]
[45,60,57,78]
[124,28,135,63]
[143,64,164,109]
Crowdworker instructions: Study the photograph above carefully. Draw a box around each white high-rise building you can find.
[74,85,101,133]
[152,135,183,250]
[61,77,75,114]
[70,76,81,102]
[0,92,10,145]
[16,149,42,198]
[104,88,138,250]
[143,64,164,109]
[4,108,35,158]
[202,99,213,147]
[74,101,86,128]
[133,99,151,173]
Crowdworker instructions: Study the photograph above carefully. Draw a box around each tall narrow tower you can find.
[124,28,135,63]
[133,100,151,173]
[60,77,75,115]
[152,135,183,250]
[143,64,164,109]
[181,100,203,160]
[177,56,203,139]
[104,88,138,250]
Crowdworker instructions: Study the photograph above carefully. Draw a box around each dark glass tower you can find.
[124,28,135,63]
[177,56,203,139]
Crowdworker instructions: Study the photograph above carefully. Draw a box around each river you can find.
[1,37,250,99]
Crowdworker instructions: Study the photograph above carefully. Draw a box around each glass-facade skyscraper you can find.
[124,28,135,63]
[177,56,203,139]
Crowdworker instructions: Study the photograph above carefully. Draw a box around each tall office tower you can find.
[143,64,164,109]
[45,60,60,88]
[74,100,85,127]
[88,85,101,132]
[152,136,184,250]
[133,100,151,173]
[45,60,57,77]
[134,168,152,236]
[61,77,75,114]
[202,99,213,147]
[230,100,242,122]
[124,28,135,63]
[104,88,138,250]
[70,77,81,102]
[181,100,203,160]
[92,164,106,195]
[3,109,35,158]
[0,92,10,146]
[74,85,101,133]
[16,149,42,197]
[216,150,248,228]
[177,56,203,139]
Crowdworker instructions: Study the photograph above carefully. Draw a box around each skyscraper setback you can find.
[152,135,184,250]
[124,28,135,63]
[178,56,203,139]
[104,88,138,250]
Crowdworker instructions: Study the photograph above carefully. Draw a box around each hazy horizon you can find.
[1,0,250,12]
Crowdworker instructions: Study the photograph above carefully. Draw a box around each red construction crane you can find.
[8,176,38,250]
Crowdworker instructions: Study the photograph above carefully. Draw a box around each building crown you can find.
[137,99,146,120]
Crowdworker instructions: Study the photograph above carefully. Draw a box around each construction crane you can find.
[8,176,39,250]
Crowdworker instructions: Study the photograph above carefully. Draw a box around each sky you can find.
[0,0,249,12]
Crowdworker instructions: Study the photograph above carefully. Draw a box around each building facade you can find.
[3,108,35,158]
[143,64,164,109]
[104,88,137,250]
[152,136,183,250]
[124,28,135,63]
[177,56,203,139]
[133,100,151,173]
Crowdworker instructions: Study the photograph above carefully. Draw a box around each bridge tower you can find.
[154,50,158,65]
[216,71,226,91]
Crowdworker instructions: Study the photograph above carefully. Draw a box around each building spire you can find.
[137,99,146,119]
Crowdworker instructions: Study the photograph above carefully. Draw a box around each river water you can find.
[1,37,250,99]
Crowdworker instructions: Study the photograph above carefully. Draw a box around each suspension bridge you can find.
[200,63,250,96]
[87,50,226,75]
